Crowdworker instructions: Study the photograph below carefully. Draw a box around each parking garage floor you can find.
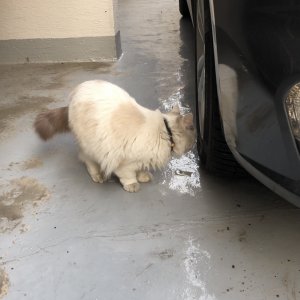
[1,0,300,299]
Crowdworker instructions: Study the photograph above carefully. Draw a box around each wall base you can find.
[0,31,122,64]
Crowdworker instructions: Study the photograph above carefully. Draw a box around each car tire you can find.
[179,0,190,18]
[198,30,247,177]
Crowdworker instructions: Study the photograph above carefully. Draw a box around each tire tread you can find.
[179,0,190,17]
[197,4,247,178]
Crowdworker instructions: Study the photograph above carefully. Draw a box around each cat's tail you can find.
[34,106,70,140]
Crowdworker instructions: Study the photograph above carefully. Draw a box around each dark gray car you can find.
[180,0,300,206]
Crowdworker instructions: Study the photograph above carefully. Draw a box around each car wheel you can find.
[179,0,190,18]
[198,30,246,177]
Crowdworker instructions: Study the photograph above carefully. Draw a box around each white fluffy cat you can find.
[34,80,195,192]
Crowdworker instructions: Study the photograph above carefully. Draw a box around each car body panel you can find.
[192,0,300,205]
[186,0,194,23]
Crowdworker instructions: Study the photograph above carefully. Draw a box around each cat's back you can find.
[70,80,131,106]
[68,80,140,143]
[69,80,135,128]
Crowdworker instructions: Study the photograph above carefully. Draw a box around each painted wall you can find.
[0,0,118,40]
[0,0,121,63]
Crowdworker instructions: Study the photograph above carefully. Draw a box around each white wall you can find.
[0,0,119,40]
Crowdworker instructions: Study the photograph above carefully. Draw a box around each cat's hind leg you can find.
[114,163,140,192]
[137,171,153,183]
[79,152,104,183]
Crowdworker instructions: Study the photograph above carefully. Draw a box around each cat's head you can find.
[166,104,196,156]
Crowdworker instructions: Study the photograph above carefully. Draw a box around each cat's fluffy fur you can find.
[35,80,195,192]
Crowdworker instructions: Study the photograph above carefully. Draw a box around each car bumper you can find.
[214,30,300,205]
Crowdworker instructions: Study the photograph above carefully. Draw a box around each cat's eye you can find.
[187,125,194,131]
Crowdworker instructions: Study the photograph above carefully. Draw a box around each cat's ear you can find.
[171,104,180,114]
[182,113,194,130]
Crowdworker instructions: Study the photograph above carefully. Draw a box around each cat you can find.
[34,80,195,192]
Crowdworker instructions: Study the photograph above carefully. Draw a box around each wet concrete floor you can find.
[0,0,300,299]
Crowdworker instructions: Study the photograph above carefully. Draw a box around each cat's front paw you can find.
[123,182,140,193]
[137,171,153,183]
[90,173,105,183]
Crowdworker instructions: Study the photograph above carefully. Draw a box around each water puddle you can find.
[161,151,201,196]
[182,237,216,300]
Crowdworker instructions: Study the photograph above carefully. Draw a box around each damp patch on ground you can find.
[0,268,9,299]
[20,158,43,170]
[0,96,54,139]
[0,177,50,233]
[7,158,43,171]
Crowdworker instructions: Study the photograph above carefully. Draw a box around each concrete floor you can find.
[0,0,300,299]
